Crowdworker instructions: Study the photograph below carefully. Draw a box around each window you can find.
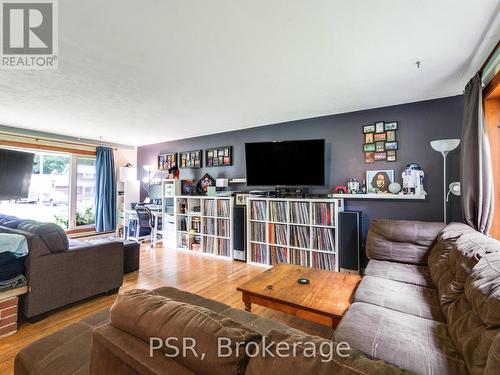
[76,157,96,226]
[0,147,96,230]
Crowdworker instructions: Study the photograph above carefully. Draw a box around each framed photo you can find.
[386,130,396,142]
[196,173,216,194]
[375,141,385,152]
[366,170,394,193]
[387,150,397,162]
[158,153,177,171]
[385,141,398,150]
[375,121,385,133]
[365,133,374,144]
[181,179,197,195]
[363,143,376,152]
[363,124,375,133]
[385,121,398,131]
[365,152,375,163]
[374,152,386,161]
[179,150,202,168]
[206,146,232,167]
[374,133,386,141]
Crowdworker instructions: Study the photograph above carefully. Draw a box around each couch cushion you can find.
[110,289,262,375]
[152,286,327,338]
[365,260,434,288]
[246,329,412,375]
[16,221,68,253]
[14,309,109,375]
[354,276,445,322]
[366,219,445,265]
[446,252,500,375]
[430,230,499,317]
[0,214,22,228]
[333,302,466,375]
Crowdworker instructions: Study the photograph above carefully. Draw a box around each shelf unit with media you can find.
[175,196,233,259]
[247,197,343,271]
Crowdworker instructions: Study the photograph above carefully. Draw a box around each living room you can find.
[0,1,500,374]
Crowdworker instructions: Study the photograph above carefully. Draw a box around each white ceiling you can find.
[0,0,498,146]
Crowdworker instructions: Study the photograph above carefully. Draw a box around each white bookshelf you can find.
[175,196,233,259]
[161,179,181,248]
[247,197,343,271]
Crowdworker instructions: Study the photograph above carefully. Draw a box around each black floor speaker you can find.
[339,211,363,274]
[232,205,247,261]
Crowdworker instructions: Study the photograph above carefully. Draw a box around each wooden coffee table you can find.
[237,264,361,328]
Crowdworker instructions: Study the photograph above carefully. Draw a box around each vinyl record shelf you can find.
[247,197,343,271]
[175,196,233,259]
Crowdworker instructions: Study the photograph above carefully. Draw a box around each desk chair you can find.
[133,206,161,247]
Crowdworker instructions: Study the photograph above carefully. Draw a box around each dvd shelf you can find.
[247,197,342,271]
[175,196,233,258]
[251,243,268,264]
[250,200,267,221]
[269,201,287,222]
[290,202,310,224]
[251,222,266,242]
[270,246,288,265]
[312,252,335,271]
[312,227,334,251]
[217,219,230,237]
[269,223,287,245]
[290,248,310,267]
[312,202,332,226]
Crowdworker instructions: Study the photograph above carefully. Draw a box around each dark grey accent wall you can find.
[138,95,463,238]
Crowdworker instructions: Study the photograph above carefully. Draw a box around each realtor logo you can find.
[1,0,58,69]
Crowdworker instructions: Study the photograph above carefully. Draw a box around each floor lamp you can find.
[430,139,460,223]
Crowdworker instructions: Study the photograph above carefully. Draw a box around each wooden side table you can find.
[0,286,28,338]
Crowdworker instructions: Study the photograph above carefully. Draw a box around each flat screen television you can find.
[245,139,325,186]
[0,149,35,200]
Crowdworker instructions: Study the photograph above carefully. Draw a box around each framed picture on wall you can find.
[365,152,375,163]
[205,146,232,167]
[385,121,398,131]
[387,150,397,162]
[179,150,202,168]
[365,133,374,144]
[363,124,375,133]
[363,143,376,152]
[386,130,396,142]
[366,169,394,193]
[375,121,385,133]
[158,153,177,171]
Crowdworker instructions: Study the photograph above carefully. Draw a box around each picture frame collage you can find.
[363,121,398,163]
[158,153,177,171]
[157,145,233,171]
[179,150,202,169]
[205,146,232,167]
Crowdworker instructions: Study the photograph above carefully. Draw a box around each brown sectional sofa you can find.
[0,214,124,318]
[334,220,500,375]
[14,219,500,374]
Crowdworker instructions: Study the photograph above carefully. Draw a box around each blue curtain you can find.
[95,147,116,232]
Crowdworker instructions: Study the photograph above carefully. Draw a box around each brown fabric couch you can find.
[334,219,500,375]
[0,214,124,318]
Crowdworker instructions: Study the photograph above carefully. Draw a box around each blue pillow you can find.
[0,233,28,258]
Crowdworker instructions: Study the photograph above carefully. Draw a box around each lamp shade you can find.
[449,182,461,196]
[430,139,460,153]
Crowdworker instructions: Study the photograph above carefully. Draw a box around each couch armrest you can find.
[90,323,195,375]
[24,242,124,318]
[366,219,445,265]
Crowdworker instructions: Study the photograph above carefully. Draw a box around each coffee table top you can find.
[237,264,361,318]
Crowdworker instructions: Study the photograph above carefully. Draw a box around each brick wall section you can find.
[0,296,19,337]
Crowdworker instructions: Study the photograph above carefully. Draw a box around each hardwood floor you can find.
[0,245,334,374]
